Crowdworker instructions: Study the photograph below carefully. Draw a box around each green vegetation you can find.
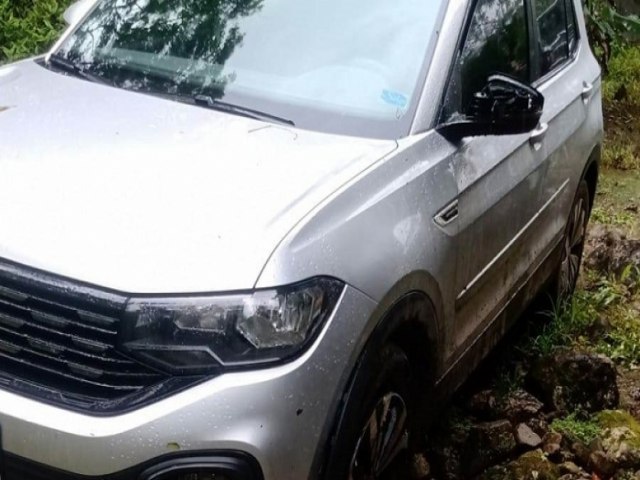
[603,45,640,104]
[551,412,602,444]
[597,410,640,440]
[524,267,640,366]
[585,0,640,70]
[528,294,598,356]
[0,0,72,64]
[602,143,640,171]
[592,169,640,236]
[602,45,640,171]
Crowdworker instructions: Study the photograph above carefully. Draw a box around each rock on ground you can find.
[529,351,620,414]
[597,410,640,471]
[584,225,640,275]
[429,418,517,479]
[478,449,560,480]
[515,423,543,448]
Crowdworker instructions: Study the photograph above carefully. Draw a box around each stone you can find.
[464,420,517,476]
[500,389,545,423]
[613,470,640,480]
[543,441,562,458]
[570,441,592,469]
[542,432,563,460]
[427,412,473,480]
[584,225,640,276]
[409,453,431,480]
[467,389,499,419]
[529,352,619,414]
[558,461,582,475]
[596,410,640,470]
[429,418,516,479]
[478,449,560,480]
[527,416,551,438]
[543,431,563,448]
[589,449,618,477]
[516,423,543,448]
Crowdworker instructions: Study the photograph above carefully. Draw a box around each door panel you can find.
[452,134,544,351]
[438,0,547,357]
[533,62,586,259]
[531,0,602,266]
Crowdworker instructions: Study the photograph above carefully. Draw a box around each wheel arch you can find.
[315,272,443,479]
[364,270,444,383]
[582,143,601,210]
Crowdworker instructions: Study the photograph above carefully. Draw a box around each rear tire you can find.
[324,343,414,480]
[550,180,591,305]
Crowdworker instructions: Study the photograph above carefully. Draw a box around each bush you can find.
[585,0,640,70]
[0,0,72,64]
[603,45,640,105]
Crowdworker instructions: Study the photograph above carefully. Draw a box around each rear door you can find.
[529,0,602,257]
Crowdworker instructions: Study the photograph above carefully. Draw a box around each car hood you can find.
[0,60,396,293]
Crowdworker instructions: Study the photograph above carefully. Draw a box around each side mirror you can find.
[438,74,544,141]
[63,0,95,26]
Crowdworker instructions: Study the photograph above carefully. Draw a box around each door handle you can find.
[529,122,548,150]
[582,81,594,103]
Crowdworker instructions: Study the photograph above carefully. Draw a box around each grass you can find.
[526,293,597,357]
[551,413,602,445]
[523,268,640,367]
[593,168,640,236]
[602,143,640,171]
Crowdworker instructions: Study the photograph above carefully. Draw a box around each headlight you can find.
[119,278,344,374]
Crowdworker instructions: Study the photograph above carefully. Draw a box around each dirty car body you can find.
[0,0,602,479]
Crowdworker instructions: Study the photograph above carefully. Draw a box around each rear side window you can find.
[442,0,529,120]
[534,0,572,76]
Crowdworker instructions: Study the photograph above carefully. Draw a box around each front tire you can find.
[324,344,413,480]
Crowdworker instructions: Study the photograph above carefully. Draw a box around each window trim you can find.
[529,0,582,85]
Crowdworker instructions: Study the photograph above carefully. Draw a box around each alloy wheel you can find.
[558,196,588,299]
[348,392,409,480]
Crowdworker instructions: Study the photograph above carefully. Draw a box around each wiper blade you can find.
[47,54,108,85]
[193,94,295,127]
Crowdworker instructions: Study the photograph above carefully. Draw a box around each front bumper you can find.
[0,286,377,480]
[3,451,263,479]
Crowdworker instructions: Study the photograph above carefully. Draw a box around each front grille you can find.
[0,258,170,412]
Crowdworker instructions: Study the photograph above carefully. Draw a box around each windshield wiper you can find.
[47,53,108,85]
[193,94,295,127]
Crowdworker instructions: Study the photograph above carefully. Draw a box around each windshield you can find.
[54,0,445,138]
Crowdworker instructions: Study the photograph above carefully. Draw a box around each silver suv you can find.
[0,0,602,478]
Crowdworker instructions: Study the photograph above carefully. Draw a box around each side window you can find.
[566,0,579,55]
[534,0,569,75]
[443,0,529,120]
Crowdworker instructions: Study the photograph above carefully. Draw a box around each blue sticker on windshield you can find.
[381,90,408,108]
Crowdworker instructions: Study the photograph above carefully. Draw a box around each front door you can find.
[440,0,548,357]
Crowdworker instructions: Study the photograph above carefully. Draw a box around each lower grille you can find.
[0,258,170,412]
[2,452,133,480]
